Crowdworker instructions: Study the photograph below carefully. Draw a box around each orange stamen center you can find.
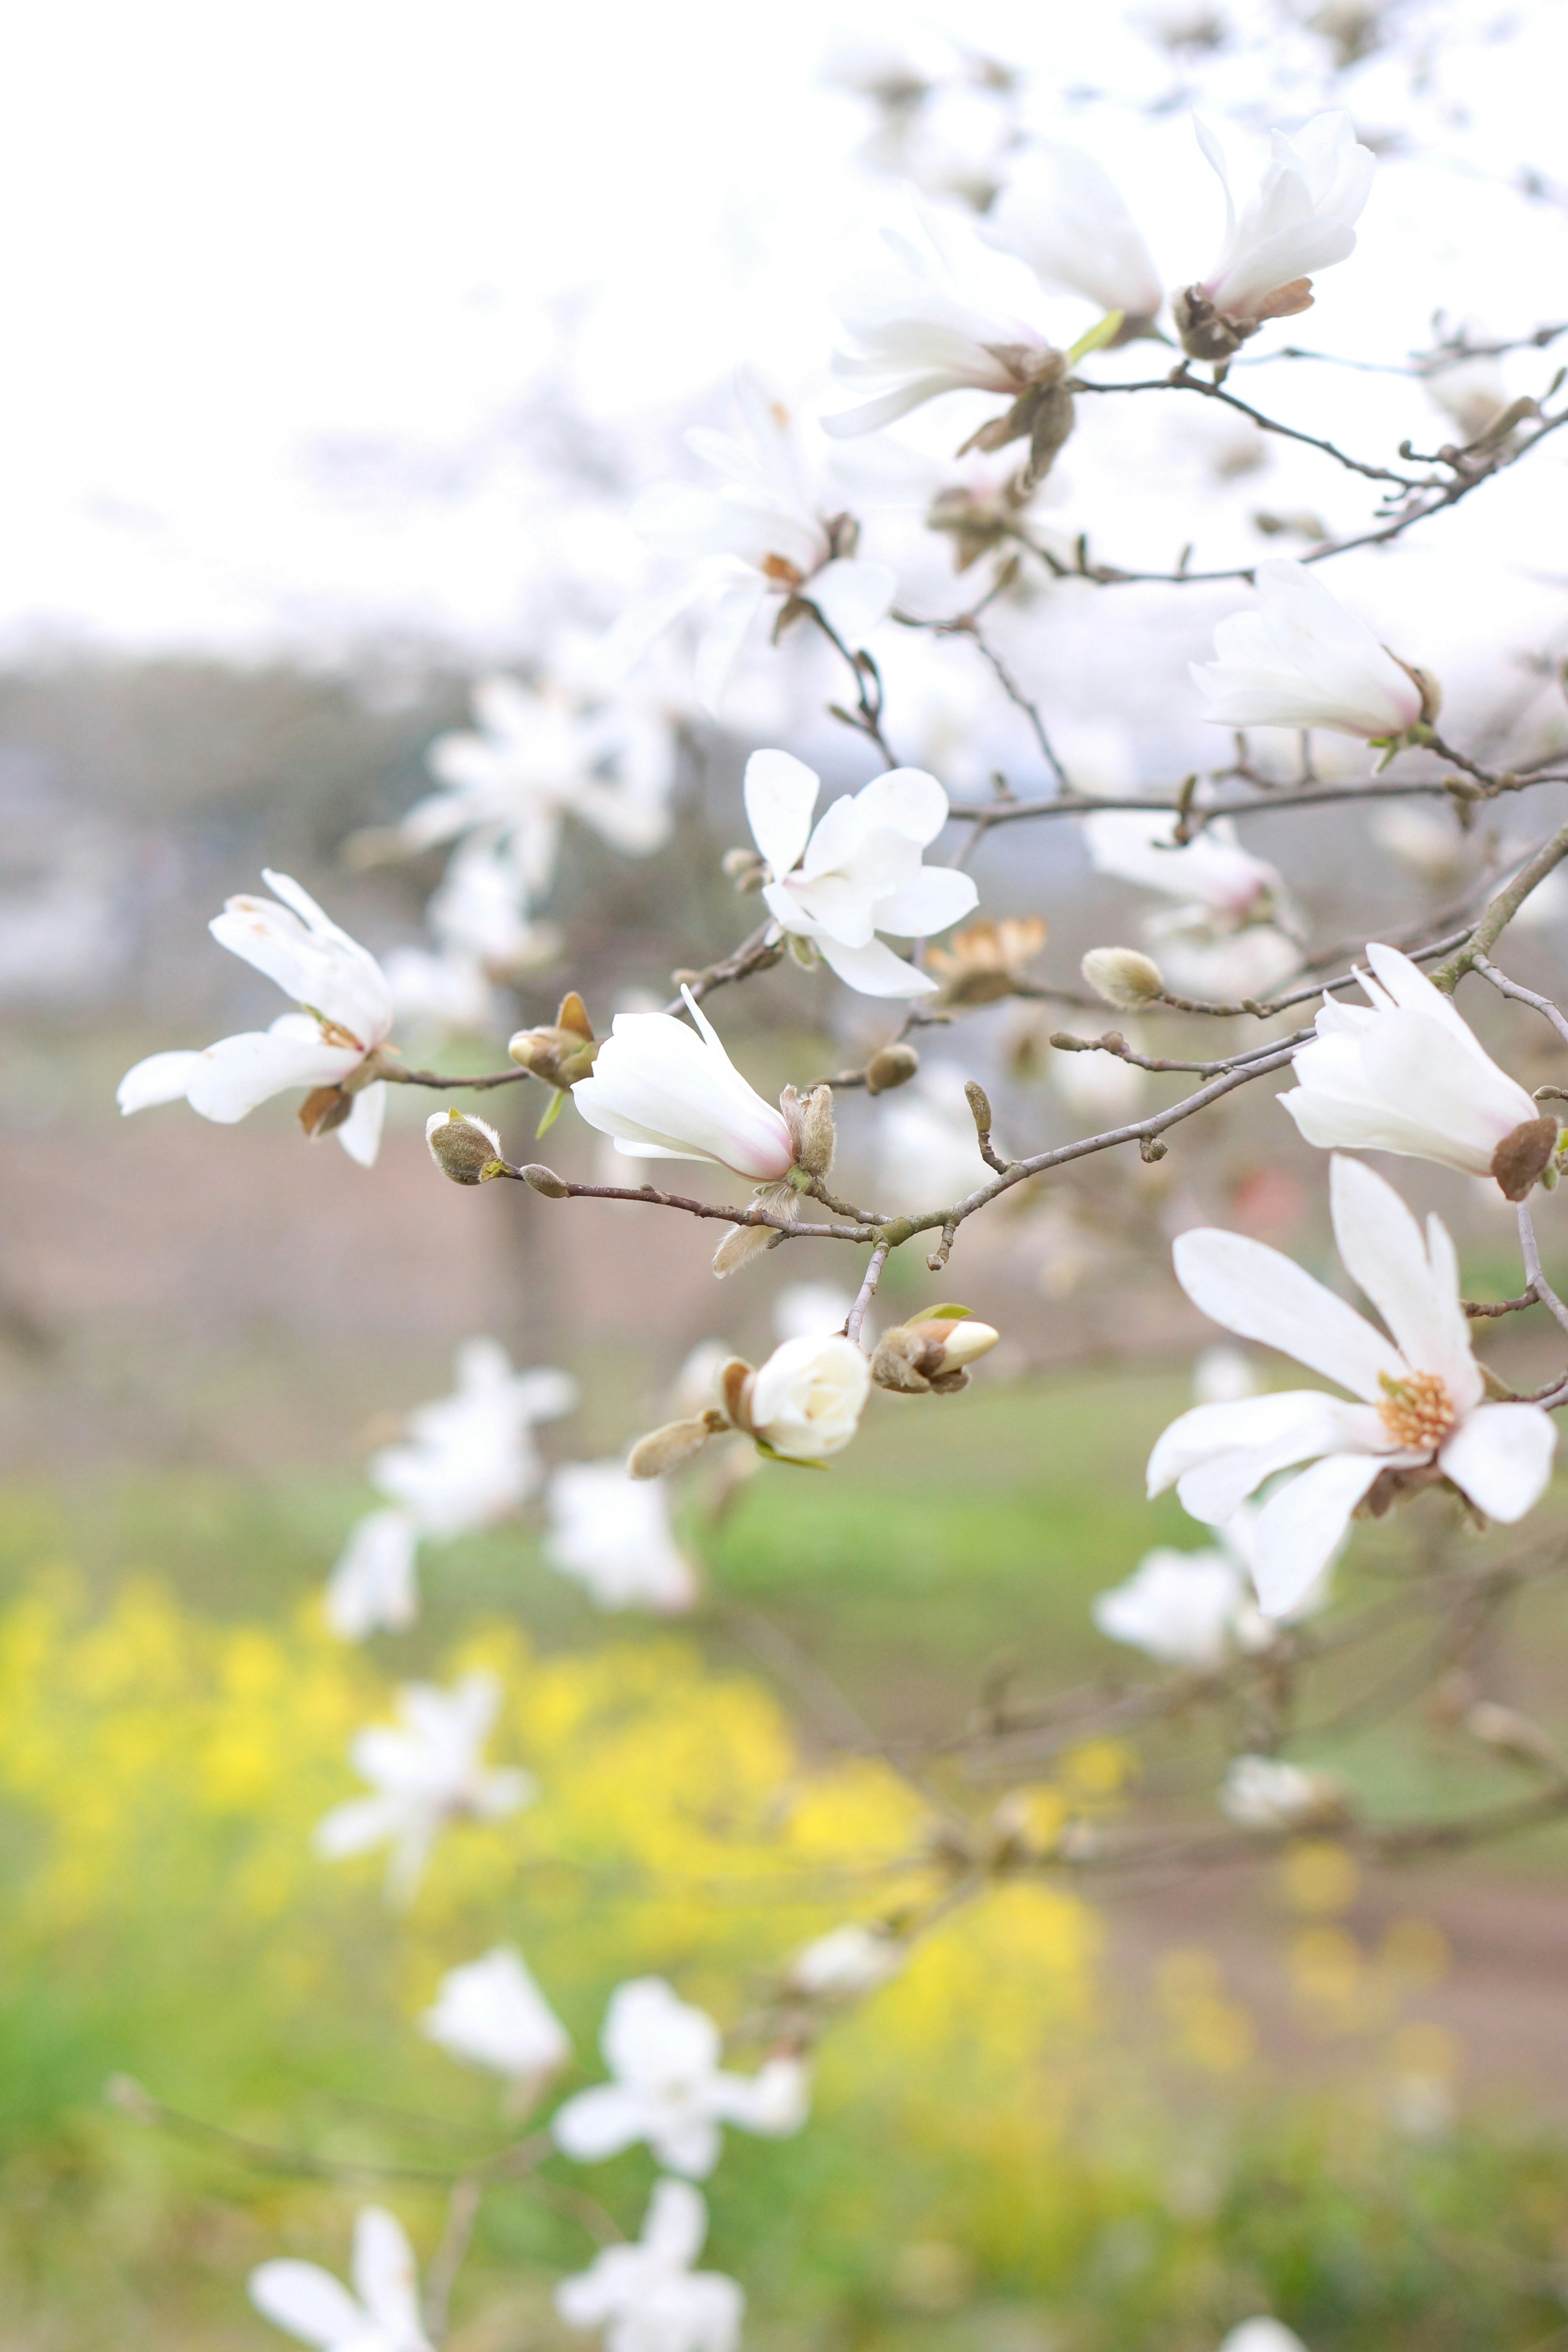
[1376,1370,1455,1452]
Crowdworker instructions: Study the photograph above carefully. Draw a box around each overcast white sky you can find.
[2,0,1567,660]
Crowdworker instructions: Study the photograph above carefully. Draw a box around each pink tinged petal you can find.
[694,581,768,715]
[806,557,895,644]
[1327,1156,1481,1411]
[1172,1227,1403,1401]
[249,2260,368,2349]
[551,2083,649,2162]
[353,2209,430,2348]
[1439,1403,1556,1523]
[1250,1452,1387,1618]
[816,933,938,997]
[642,2178,708,2266]
[744,749,820,878]
[337,1082,386,1168]
[871,863,979,938]
[117,1050,204,1114]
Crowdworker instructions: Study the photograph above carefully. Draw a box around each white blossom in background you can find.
[544,1460,699,1612]
[986,142,1164,326]
[1425,345,1509,442]
[421,1946,570,2087]
[877,1064,995,1210]
[1082,808,1299,997]
[1219,1754,1344,1831]
[824,205,1066,441]
[1183,111,1375,343]
[1280,942,1550,1193]
[671,1338,735,1419]
[1191,562,1429,742]
[787,1922,906,1996]
[117,871,394,1167]
[1149,1156,1556,1617]
[773,1281,855,1341]
[743,749,978,996]
[1093,1538,1248,1670]
[572,989,797,1178]
[314,1671,533,1906]
[1192,1345,1259,1405]
[552,1977,809,2178]
[1218,2321,1311,2352]
[1050,1038,1147,1123]
[555,2178,743,2352]
[326,1341,579,1639]
[249,2207,432,2352]
[1368,806,1471,888]
[399,674,672,904]
[606,367,895,715]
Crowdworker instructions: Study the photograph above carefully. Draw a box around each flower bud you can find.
[711,1183,795,1278]
[799,1085,836,1178]
[1082,946,1165,1009]
[1490,1114,1560,1203]
[722,846,769,892]
[871,1308,1000,1395]
[627,1409,729,1480]
[963,1080,993,1136]
[507,991,599,1089]
[425,1108,508,1185]
[864,1042,919,1095]
[521,1163,570,1198]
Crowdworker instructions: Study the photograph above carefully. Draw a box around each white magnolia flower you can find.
[608,367,895,715]
[428,833,563,978]
[572,988,797,1179]
[400,675,671,904]
[117,871,394,1167]
[824,206,1066,442]
[421,1945,570,2084]
[552,1977,809,2178]
[544,1460,699,1612]
[1219,1755,1343,1831]
[1192,561,1428,741]
[1280,942,1550,1194]
[1084,810,1289,934]
[1149,1156,1556,1617]
[986,142,1164,325]
[1093,1539,1248,1670]
[773,1281,855,1343]
[1185,111,1375,342]
[742,1334,872,1463]
[1218,2321,1310,2352]
[1369,806,1470,889]
[744,749,978,996]
[555,2178,743,2352]
[787,1922,906,1998]
[249,2207,431,2352]
[325,1342,579,1639]
[315,1671,533,1905]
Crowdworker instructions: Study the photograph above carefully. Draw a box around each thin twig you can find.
[846,1242,890,1345]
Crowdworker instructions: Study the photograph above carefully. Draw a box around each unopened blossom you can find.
[555,2178,743,2352]
[1280,942,1554,1197]
[986,142,1164,327]
[870,1311,1000,1396]
[788,1922,906,1997]
[572,989,796,1178]
[735,1334,872,1463]
[606,366,895,715]
[399,674,671,904]
[421,1945,570,2085]
[1175,111,1375,362]
[1220,1754,1347,1832]
[824,207,1078,484]
[552,1977,808,2178]
[249,2207,431,2352]
[743,750,978,997]
[326,1341,579,1639]
[315,1671,533,1905]
[1192,561,1433,742]
[1149,1155,1556,1617]
[544,1460,699,1611]
[117,871,394,1167]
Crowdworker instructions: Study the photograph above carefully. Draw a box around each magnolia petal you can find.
[248,2260,368,2349]
[1439,1402,1556,1523]
[1327,1156,1481,1411]
[325,1510,421,1642]
[550,2082,647,2162]
[336,1081,386,1169]
[816,933,938,997]
[641,2177,709,2267]
[116,1049,205,1114]
[353,2208,430,2347]
[1172,1226,1403,1401]
[603,1977,722,2082]
[849,766,951,849]
[652,2111,724,2178]
[744,748,820,879]
[183,1022,359,1125]
[694,581,768,715]
[872,861,979,939]
[1250,1451,1386,1618]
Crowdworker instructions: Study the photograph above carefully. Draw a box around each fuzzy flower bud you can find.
[963,1080,993,1137]
[521,1163,570,1198]
[426,1109,508,1185]
[627,1410,730,1481]
[864,1042,920,1095]
[1082,946,1165,1009]
[871,1308,1000,1395]
[722,846,769,892]
[507,990,599,1090]
[784,1084,836,1179]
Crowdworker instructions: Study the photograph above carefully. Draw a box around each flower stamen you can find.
[1376,1369,1455,1452]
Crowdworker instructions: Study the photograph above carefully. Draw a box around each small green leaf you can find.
[923,1303,974,1321]
[1064,310,1124,367]
[535,1088,566,1138]
[754,1439,829,1470]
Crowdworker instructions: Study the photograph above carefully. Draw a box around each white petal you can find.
[651,2112,723,2178]
[249,2261,366,2349]
[744,749,820,878]
[850,766,951,848]
[603,1977,721,2082]
[694,582,767,714]
[871,862,978,939]
[1327,1156,1480,1409]
[806,556,895,644]
[816,933,938,996]
[1439,1403,1556,1523]
[325,1510,421,1642]
[1250,1451,1386,1617]
[336,1082,386,1168]
[1172,1227,1403,1401]
[551,2083,648,2162]
[184,1021,358,1124]
[314,1795,405,1858]
[117,1049,203,1114]
[353,2209,430,2348]
[641,2177,708,2266]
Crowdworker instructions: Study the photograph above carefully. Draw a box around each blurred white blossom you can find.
[1218,2321,1310,2352]
[544,1460,699,1611]
[987,142,1163,325]
[555,2178,743,2352]
[1093,1537,1249,1669]
[788,1922,906,1997]
[1219,1754,1343,1831]
[249,2207,431,2352]
[421,1945,570,2085]
[773,1281,855,1341]
[1193,1345,1260,1406]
